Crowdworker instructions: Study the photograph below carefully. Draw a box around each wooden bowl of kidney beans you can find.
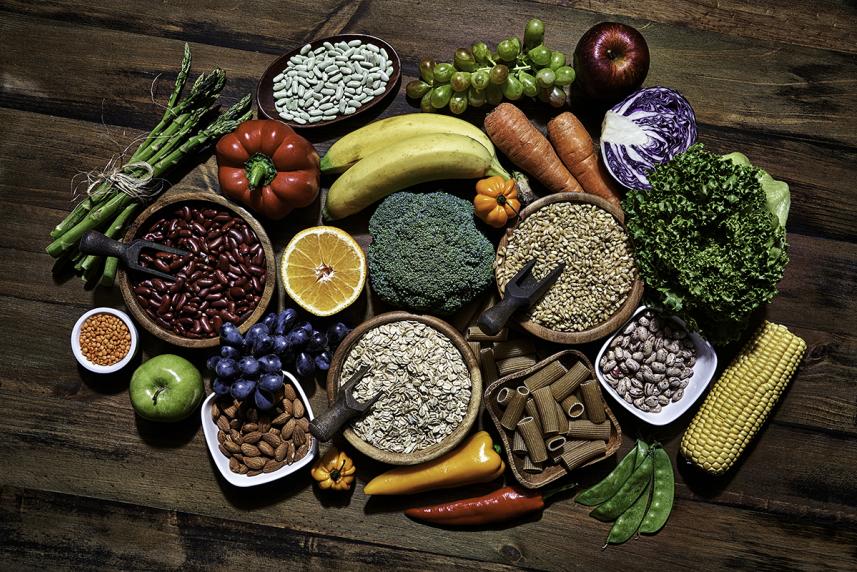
[118,191,275,349]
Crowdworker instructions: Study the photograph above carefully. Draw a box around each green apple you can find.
[130,354,204,422]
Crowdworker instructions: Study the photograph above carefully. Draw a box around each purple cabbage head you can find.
[600,86,697,190]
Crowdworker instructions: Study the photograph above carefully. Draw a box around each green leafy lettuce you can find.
[623,144,789,345]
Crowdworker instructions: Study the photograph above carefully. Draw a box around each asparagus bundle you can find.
[47,43,252,287]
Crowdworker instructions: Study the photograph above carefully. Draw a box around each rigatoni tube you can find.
[559,440,607,471]
[561,394,585,418]
[566,419,611,441]
[550,361,589,400]
[532,387,561,436]
[517,416,548,463]
[579,379,606,423]
[523,360,568,392]
[500,386,529,430]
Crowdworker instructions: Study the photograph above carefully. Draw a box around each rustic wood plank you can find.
[0,487,515,571]
[1,6,856,148]
[532,0,857,56]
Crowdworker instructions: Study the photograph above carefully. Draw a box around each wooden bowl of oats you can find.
[494,193,644,345]
[326,311,482,465]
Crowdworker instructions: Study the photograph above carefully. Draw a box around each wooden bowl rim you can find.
[494,192,643,344]
[326,311,482,465]
[118,190,276,349]
[256,33,402,129]
[483,349,623,489]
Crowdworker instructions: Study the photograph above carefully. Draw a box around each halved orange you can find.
[280,226,366,317]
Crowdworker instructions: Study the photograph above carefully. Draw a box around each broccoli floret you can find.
[368,191,495,316]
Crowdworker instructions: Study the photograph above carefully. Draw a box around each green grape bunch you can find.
[405,18,576,114]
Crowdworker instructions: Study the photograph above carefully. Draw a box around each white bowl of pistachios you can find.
[595,305,718,426]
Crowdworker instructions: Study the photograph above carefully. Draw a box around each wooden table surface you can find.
[2,1,856,570]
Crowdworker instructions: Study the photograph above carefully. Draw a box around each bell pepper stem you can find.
[245,153,277,189]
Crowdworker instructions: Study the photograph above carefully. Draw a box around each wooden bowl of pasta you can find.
[484,349,622,489]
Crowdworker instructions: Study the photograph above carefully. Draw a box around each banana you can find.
[319,114,500,174]
[324,133,502,220]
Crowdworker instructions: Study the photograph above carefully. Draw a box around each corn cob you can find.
[680,321,805,475]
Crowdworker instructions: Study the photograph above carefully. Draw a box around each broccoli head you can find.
[368,191,495,315]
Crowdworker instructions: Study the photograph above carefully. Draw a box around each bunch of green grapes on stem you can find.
[406,18,575,114]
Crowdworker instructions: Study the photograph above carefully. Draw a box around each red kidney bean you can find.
[133,286,150,296]
[211,299,228,309]
[229,287,244,299]
[215,270,228,284]
[157,297,171,315]
[248,265,265,277]
[250,276,261,293]
[209,236,224,250]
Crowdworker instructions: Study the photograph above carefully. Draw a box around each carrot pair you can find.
[483,103,622,210]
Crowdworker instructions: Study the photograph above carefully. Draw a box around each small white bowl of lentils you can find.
[71,307,138,374]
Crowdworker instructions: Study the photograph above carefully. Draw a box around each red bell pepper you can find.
[215,119,320,220]
[404,483,576,526]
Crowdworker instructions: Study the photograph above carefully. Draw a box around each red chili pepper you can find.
[404,483,576,526]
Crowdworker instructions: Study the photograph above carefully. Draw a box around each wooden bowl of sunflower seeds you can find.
[326,311,482,465]
[494,193,644,345]
[201,372,317,487]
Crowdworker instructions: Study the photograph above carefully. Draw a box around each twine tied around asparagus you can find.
[72,152,163,204]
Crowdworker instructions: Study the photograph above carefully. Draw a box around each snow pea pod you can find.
[639,446,674,534]
[607,468,653,545]
[576,440,648,506]
[590,449,654,522]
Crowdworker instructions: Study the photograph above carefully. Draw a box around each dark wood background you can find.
[1,1,856,570]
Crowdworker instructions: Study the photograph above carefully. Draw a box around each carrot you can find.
[547,112,623,210]
[484,103,582,194]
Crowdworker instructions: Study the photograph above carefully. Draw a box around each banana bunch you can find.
[321,114,509,220]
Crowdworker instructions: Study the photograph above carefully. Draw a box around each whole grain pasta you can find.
[517,416,548,463]
[580,379,606,423]
[523,360,568,392]
[553,439,588,462]
[496,387,513,407]
[554,401,567,427]
[566,419,611,441]
[467,325,508,342]
[524,398,543,434]
[500,386,529,430]
[549,361,589,400]
[559,440,607,471]
[561,394,585,419]
[497,355,538,376]
[512,430,528,455]
[522,455,543,474]
[480,348,500,387]
[532,386,561,436]
[492,339,537,361]
[545,435,566,452]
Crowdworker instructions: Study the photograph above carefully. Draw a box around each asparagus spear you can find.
[99,202,141,287]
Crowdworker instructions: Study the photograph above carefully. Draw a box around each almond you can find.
[241,443,261,457]
[223,440,242,455]
[284,384,297,401]
[244,456,266,470]
[272,412,290,425]
[258,441,275,457]
[236,463,249,475]
[242,423,259,433]
[258,415,271,433]
[223,403,239,418]
[293,425,306,447]
[286,442,296,463]
[216,416,230,432]
[282,399,293,416]
[243,431,262,444]
[211,402,220,420]
[296,443,309,460]
[261,433,282,448]
[230,429,243,445]
[229,418,240,430]
[293,399,305,419]
[229,457,241,473]
[216,431,226,444]
[217,444,231,458]
[269,427,280,436]
[263,459,285,473]
[281,418,296,439]
[296,417,309,432]
[274,443,287,462]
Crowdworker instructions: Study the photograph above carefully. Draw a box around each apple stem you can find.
[152,386,165,406]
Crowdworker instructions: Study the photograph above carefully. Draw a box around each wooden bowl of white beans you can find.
[256,34,401,129]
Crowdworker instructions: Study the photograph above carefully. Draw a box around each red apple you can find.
[573,22,650,103]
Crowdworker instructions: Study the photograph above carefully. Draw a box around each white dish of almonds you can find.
[256,34,400,128]
[595,305,717,426]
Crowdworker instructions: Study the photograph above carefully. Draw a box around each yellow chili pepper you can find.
[363,431,505,495]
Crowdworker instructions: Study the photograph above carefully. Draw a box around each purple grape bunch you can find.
[207,308,351,410]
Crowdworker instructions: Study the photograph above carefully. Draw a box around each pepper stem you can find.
[244,153,277,189]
